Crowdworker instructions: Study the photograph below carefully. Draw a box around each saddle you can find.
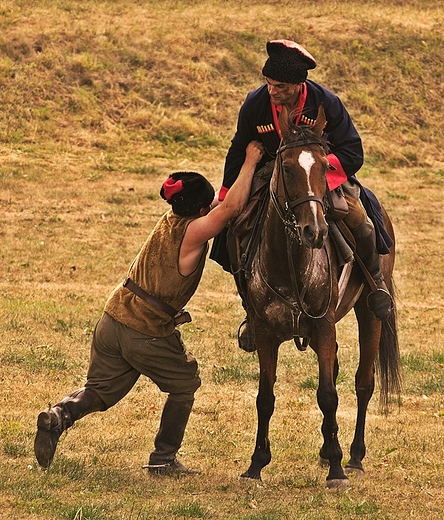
[228,161,273,280]
[230,160,274,235]
[230,178,270,274]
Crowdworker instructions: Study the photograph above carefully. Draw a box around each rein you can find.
[264,135,333,320]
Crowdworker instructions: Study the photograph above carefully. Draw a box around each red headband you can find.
[163,177,183,200]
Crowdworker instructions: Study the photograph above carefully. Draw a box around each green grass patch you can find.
[211,364,259,384]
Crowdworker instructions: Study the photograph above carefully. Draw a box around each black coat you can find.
[210,81,391,271]
[222,80,364,190]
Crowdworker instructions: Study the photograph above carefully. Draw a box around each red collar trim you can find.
[271,83,307,139]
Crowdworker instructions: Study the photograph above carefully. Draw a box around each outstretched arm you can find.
[179,141,264,275]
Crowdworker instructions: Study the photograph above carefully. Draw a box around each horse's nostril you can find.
[303,226,315,241]
[303,225,327,248]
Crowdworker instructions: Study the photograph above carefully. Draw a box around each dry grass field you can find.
[1,1,443,518]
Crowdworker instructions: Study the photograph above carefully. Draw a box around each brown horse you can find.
[234,105,401,489]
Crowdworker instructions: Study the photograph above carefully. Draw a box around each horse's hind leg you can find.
[241,331,278,480]
[345,299,381,477]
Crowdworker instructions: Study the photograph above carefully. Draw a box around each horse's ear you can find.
[278,104,291,139]
[313,104,327,136]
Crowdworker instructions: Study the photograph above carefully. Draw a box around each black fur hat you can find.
[262,40,316,84]
[160,172,215,217]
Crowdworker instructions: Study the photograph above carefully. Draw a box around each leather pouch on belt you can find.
[326,185,349,220]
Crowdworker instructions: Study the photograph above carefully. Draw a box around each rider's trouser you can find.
[341,181,381,276]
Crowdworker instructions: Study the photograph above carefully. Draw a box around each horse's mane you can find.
[286,109,330,154]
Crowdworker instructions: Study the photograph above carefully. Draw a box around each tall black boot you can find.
[144,397,199,475]
[226,230,256,352]
[34,387,105,468]
[352,219,393,320]
[235,266,256,352]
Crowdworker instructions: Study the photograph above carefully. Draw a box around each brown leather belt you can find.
[123,277,191,325]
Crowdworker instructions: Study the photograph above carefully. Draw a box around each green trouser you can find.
[86,312,201,408]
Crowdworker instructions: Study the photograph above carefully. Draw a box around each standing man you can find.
[210,39,393,351]
[34,141,264,475]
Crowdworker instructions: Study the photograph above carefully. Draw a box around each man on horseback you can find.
[34,141,263,475]
[209,39,393,352]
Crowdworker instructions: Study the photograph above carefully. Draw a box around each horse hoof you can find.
[344,466,364,478]
[240,472,261,481]
[326,478,350,490]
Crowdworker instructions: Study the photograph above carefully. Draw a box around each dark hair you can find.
[160,171,215,217]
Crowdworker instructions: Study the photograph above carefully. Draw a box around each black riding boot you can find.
[34,387,106,468]
[144,397,199,475]
[235,269,256,352]
[352,218,393,320]
[226,229,257,352]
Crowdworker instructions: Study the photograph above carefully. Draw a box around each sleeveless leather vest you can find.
[105,210,207,337]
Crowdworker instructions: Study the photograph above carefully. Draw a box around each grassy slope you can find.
[1,1,444,519]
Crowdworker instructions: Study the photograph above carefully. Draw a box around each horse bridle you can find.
[265,136,333,320]
[270,138,328,244]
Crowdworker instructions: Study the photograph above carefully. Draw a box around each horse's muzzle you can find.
[302,222,328,249]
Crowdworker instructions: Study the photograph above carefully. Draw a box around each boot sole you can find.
[34,411,60,468]
[37,411,53,430]
[147,467,201,476]
[144,459,200,476]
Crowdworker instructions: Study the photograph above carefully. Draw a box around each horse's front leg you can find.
[314,322,349,489]
[241,330,279,480]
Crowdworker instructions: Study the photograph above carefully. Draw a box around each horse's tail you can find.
[376,279,402,411]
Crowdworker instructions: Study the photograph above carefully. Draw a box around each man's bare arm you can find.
[179,141,264,275]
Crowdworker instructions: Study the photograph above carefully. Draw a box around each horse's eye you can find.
[283,166,293,177]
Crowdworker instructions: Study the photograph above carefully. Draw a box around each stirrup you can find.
[237,319,256,352]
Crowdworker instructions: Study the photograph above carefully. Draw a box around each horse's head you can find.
[273,104,330,249]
